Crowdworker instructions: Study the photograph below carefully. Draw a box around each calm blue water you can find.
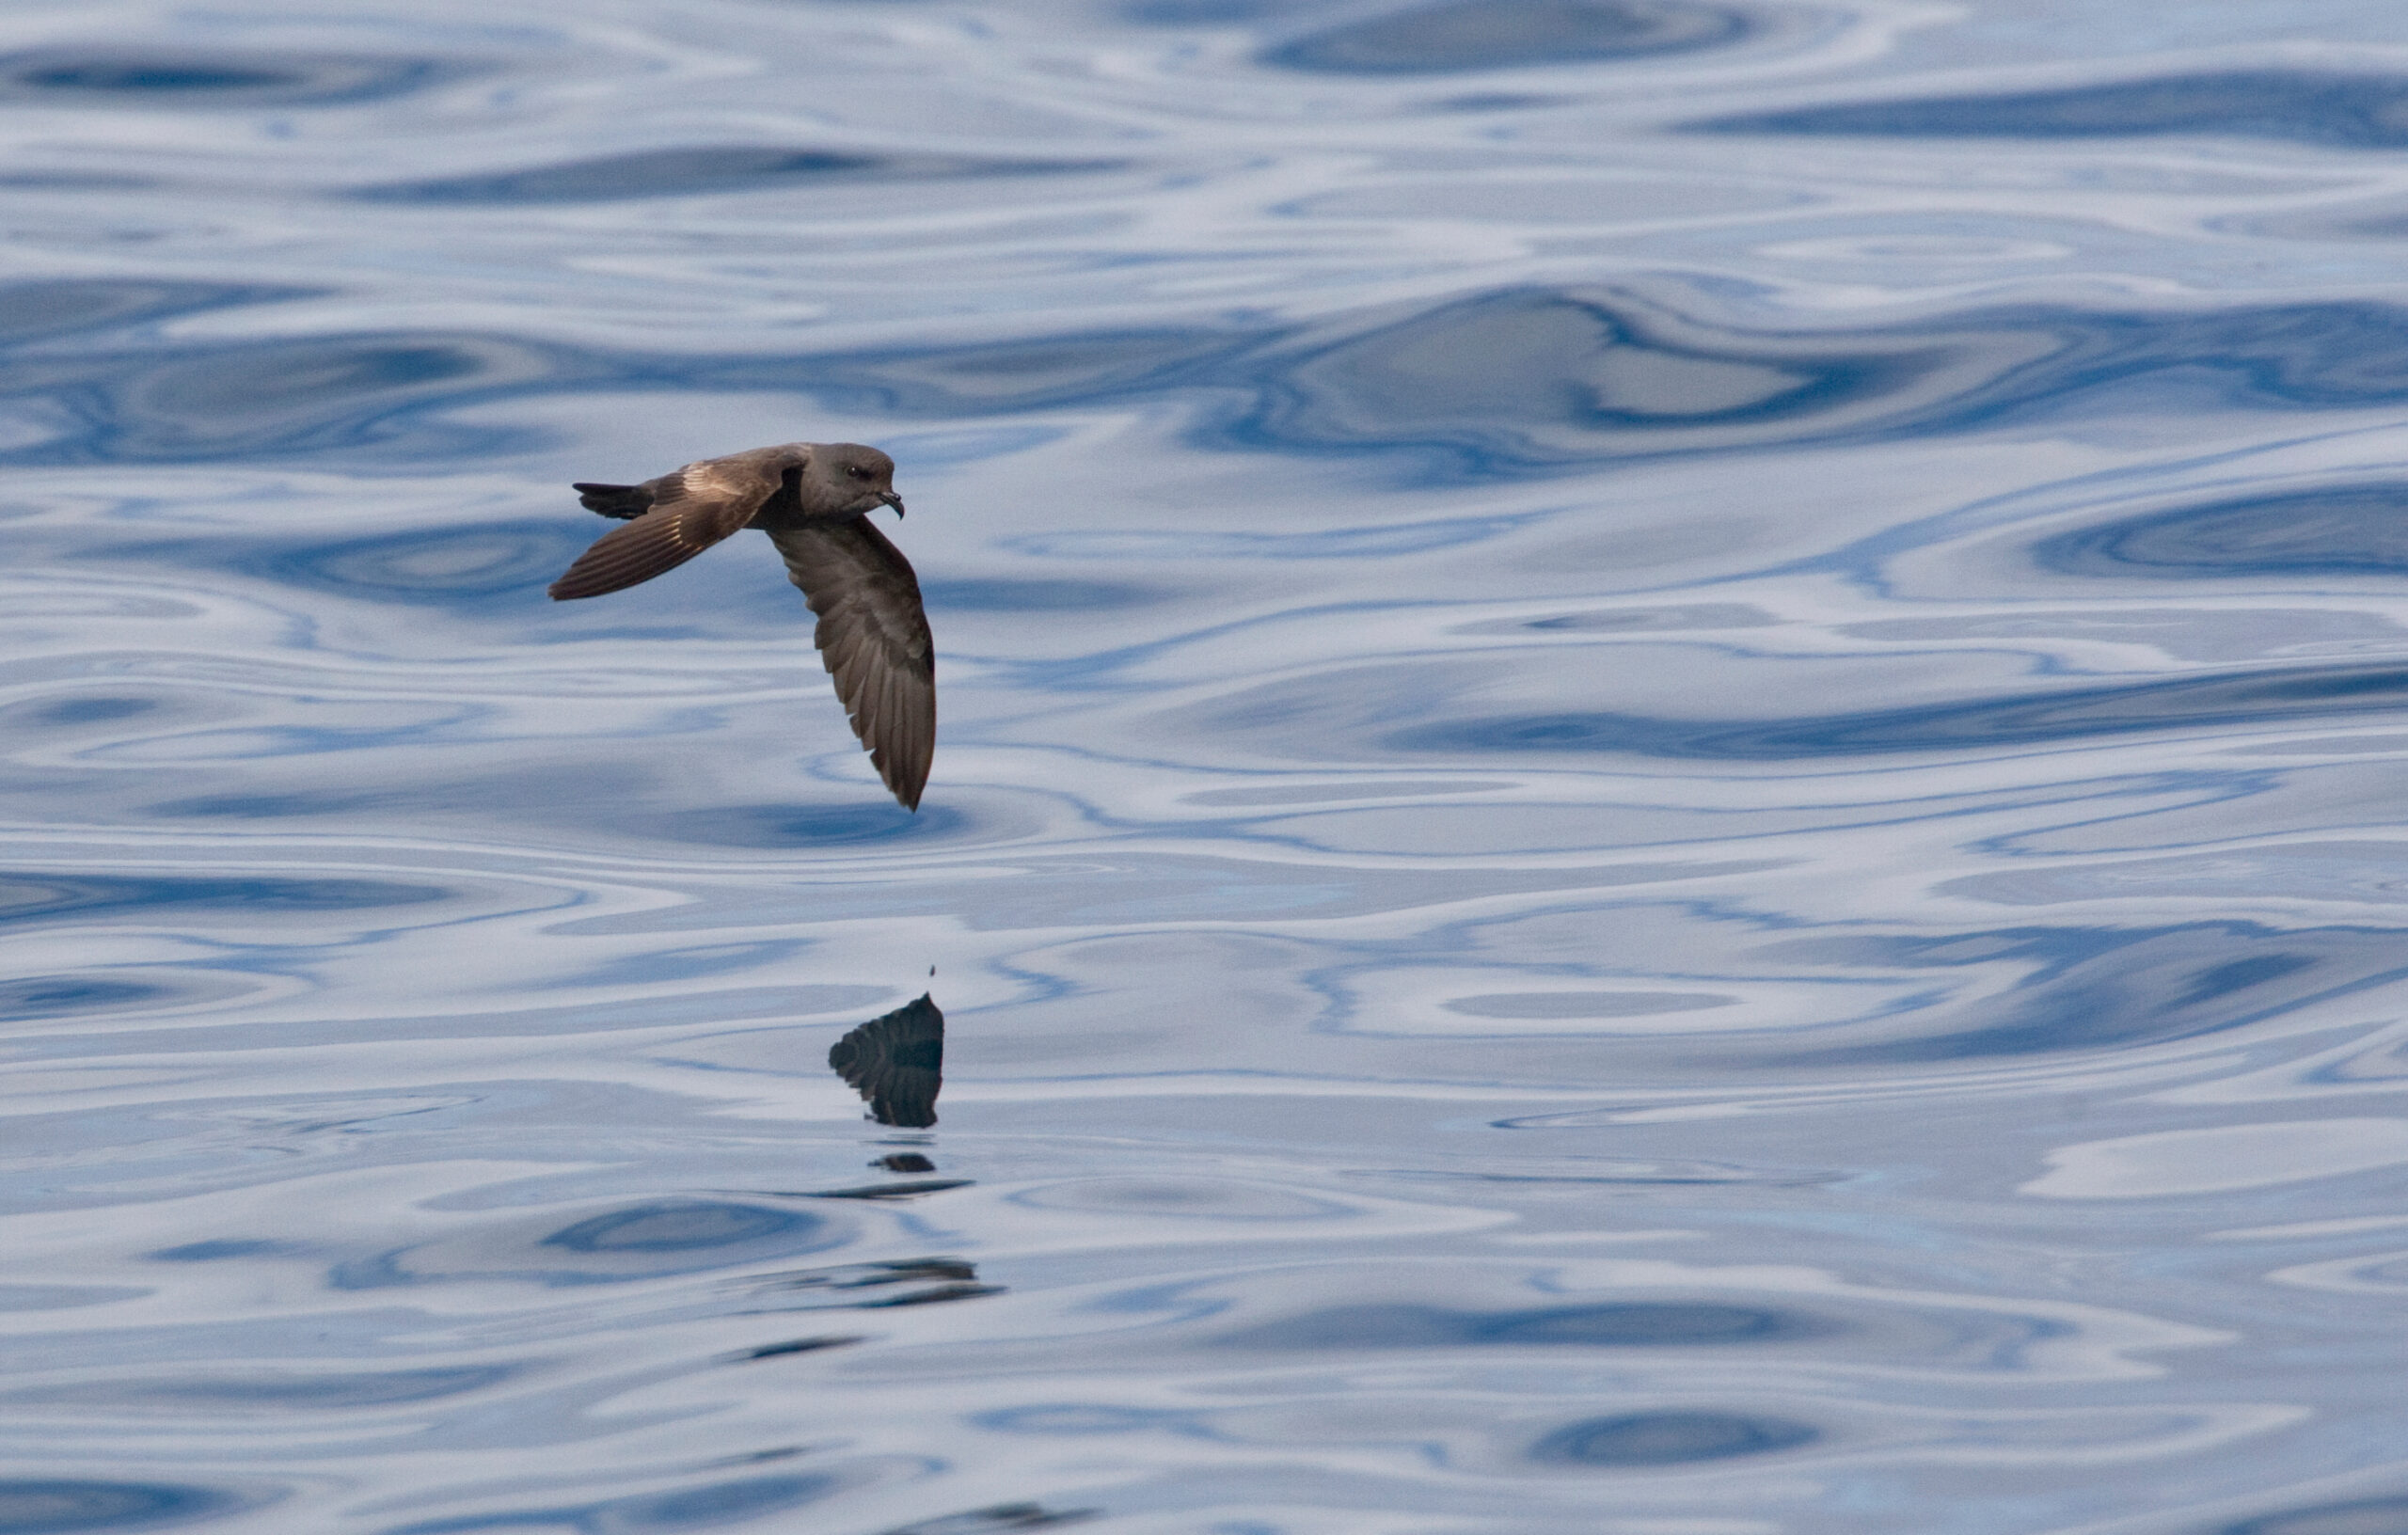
[10,2,2408,1530]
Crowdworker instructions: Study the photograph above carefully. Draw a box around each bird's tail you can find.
[571,482,650,520]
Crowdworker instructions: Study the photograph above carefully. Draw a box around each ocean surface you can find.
[9,1,2408,1531]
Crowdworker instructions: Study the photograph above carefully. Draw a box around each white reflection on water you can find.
[8,0,2408,1530]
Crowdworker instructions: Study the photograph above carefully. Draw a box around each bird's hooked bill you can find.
[880,491,906,517]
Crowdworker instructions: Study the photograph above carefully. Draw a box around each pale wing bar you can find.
[768,519,936,811]
[547,469,765,601]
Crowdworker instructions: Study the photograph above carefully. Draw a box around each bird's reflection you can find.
[827,992,943,1128]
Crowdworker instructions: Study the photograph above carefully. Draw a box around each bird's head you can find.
[814,443,905,517]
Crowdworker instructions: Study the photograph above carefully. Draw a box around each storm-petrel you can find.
[548,441,933,811]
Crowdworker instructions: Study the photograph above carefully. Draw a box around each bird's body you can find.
[548,441,934,811]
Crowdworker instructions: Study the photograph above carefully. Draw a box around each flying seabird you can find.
[548,441,934,811]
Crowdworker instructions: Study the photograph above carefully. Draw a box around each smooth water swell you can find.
[8,0,2408,1531]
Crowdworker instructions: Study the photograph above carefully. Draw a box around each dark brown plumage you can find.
[548,442,934,811]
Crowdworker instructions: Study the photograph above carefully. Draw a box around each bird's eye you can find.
[846,465,870,481]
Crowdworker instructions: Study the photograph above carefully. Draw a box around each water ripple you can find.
[5,0,2407,1530]
[1263,0,1753,74]
[354,148,1123,206]
[1530,1410,1819,1464]
[0,48,467,106]
[20,286,2408,479]
[1389,658,2408,760]
[1691,70,2408,148]
[2036,484,2408,579]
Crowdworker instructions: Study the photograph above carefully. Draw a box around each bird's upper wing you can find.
[767,517,935,811]
[547,454,788,600]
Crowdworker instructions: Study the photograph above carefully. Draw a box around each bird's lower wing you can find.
[768,519,935,811]
[547,468,761,600]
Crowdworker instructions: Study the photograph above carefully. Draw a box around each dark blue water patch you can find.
[0,314,741,464]
[28,62,290,92]
[381,1474,836,1535]
[30,697,152,726]
[876,1507,1096,1535]
[1170,285,1937,480]
[0,279,309,347]
[1388,657,2408,761]
[2223,1497,2408,1535]
[150,792,394,819]
[1224,1301,1827,1350]
[0,874,448,926]
[0,1479,244,1533]
[0,328,570,465]
[2331,208,2408,242]
[1263,0,1750,73]
[660,801,967,847]
[2034,484,2408,579]
[0,173,155,191]
[1214,290,2408,478]
[545,1202,813,1255]
[981,1403,1199,1435]
[1531,1411,1818,1465]
[920,578,1158,612]
[131,338,490,438]
[1687,70,2408,149]
[103,522,590,614]
[1437,91,1563,111]
[1128,0,1301,19]
[0,49,466,106]
[1768,921,2408,1063]
[354,146,1121,204]
[205,520,597,610]
[149,1240,293,1262]
[1515,604,1774,634]
[334,1200,841,1290]
[0,975,172,1020]
[10,1366,513,1411]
